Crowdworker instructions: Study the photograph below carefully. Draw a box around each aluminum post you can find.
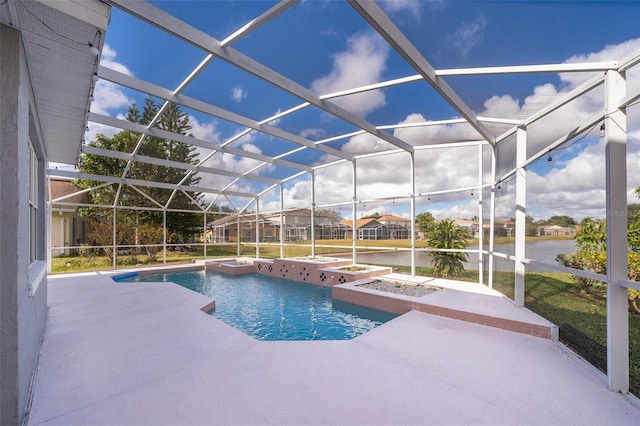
[604,70,629,392]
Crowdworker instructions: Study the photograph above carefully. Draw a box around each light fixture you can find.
[600,123,606,137]
[89,43,99,57]
[88,94,94,102]
[470,190,474,197]
[92,73,99,83]
[497,182,501,190]
[427,195,430,201]
[547,153,553,166]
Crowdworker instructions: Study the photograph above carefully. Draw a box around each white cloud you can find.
[261,38,640,222]
[380,0,423,18]
[188,115,221,142]
[561,38,640,90]
[299,128,326,140]
[445,13,487,57]
[100,44,133,76]
[86,44,133,140]
[311,31,389,118]
[231,85,248,102]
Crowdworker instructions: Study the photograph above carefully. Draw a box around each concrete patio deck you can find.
[27,268,640,426]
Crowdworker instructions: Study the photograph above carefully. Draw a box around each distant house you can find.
[208,209,342,242]
[451,218,515,238]
[49,178,88,256]
[494,219,516,237]
[537,225,576,237]
[341,214,411,240]
[452,219,476,237]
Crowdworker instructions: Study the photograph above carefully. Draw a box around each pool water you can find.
[121,270,397,341]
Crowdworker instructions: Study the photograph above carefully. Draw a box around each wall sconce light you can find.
[600,123,606,137]
[88,43,99,56]
[547,153,553,167]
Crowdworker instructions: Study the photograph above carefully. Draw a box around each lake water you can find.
[357,239,577,272]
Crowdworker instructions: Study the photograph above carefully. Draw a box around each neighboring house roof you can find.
[210,208,336,227]
[277,208,333,217]
[49,178,86,209]
[340,218,381,229]
[209,215,242,226]
[378,214,410,223]
[453,219,475,227]
[538,225,575,230]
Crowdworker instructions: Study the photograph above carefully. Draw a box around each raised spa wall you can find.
[206,257,391,287]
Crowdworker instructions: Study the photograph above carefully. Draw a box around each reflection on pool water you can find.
[120,270,397,341]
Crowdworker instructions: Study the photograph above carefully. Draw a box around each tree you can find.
[428,219,469,278]
[526,215,539,237]
[317,208,342,223]
[363,212,381,219]
[546,215,577,227]
[557,215,640,313]
[416,211,436,239]
[75,98,205,251]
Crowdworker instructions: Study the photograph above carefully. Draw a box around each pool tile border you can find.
[333,282,556,340]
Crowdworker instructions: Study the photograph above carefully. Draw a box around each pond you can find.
[357,239,577,272]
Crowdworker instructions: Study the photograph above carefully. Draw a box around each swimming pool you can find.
[119,270,397,341]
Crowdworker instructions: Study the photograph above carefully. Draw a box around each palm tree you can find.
[428,219,469,278]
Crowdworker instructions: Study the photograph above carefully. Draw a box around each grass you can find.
[51,242,638,397]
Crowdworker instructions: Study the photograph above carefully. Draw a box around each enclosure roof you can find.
[18,0,640,216]
[0,0,108,163]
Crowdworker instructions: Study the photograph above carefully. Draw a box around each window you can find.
[28,141,38,263]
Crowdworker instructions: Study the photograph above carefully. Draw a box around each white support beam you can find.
[352,161,357,263]
[104,0,414,153]
[496,74,605,144]
[82,145,281,185]
[488,145,497,288]
[410,152,416,277]
[436,61,618,76]
[280,184,284,259]
[617,49,640,72]
[349,0,496,145]
[51,169,256,198]
[220,0,298,46]
[97,67,353,162]
[203,212,207,259]
[255,198,260,259]
[311,171,316,258]
[478,143,484,285]
[236,215,241,256]
[89,111,312,172]
[112,208,117,269]
[604,70,629,393]
[514,127,527,307]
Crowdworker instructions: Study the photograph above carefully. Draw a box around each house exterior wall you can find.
[50,211,87,256]
[537,226,576,236]
[0,25,48,426]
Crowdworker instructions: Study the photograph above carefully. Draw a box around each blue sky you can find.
[85,0,640,221]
